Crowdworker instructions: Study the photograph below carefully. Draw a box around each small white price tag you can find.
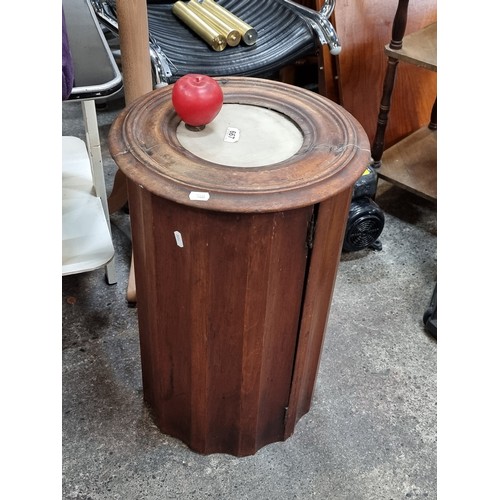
[224,127,240,143]
[189,191,210,201]
[174,231,184,248]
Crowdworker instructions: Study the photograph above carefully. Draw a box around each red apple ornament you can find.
[172,74,223,128]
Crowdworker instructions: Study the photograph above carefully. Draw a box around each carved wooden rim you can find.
[109,77,370,212]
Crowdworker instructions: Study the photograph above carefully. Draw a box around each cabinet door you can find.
[129,185,314,456]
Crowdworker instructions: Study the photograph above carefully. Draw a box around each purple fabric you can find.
[62,7,74,100]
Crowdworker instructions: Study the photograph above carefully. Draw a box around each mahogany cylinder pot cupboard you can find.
[108,77,370,456]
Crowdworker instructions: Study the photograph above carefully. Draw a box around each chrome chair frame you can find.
[91,0,340,88]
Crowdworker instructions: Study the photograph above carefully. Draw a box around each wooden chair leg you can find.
[279,64,297,85]
[317,43,340,102]
[315,0,340,102]
[127,251,137,304]
[107,169,129,214]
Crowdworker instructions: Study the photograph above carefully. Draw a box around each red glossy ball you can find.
[172,74,224,127]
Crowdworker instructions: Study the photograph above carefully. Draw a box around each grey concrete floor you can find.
[62,94,437,500]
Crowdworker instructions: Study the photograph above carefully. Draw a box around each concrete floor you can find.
[62,94,437,500]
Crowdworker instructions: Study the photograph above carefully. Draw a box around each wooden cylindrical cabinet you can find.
[109,77,369,456]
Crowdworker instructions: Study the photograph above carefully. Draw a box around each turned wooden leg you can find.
[371,0,410,168]
[371,56,399,168]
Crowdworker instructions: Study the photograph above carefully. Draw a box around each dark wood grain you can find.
[128,194,313,455]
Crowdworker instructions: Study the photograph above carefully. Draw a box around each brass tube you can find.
[172,1,227,51]
[188,0,241,47]
[198,0,257,46]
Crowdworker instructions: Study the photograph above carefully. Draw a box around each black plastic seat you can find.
[92,0,340,86]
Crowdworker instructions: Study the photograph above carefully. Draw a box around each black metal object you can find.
[423,284,437,338]
[343,165,385,252]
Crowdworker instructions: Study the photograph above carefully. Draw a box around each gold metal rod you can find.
[172,1,227,51]
[198,0,257,46]
[188,0,241,47]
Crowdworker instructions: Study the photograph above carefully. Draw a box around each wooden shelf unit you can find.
[371,0,437,202]
[376,125,436,201]
[385,21,436,70]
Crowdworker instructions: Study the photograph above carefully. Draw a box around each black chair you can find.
[91,0,341,88]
